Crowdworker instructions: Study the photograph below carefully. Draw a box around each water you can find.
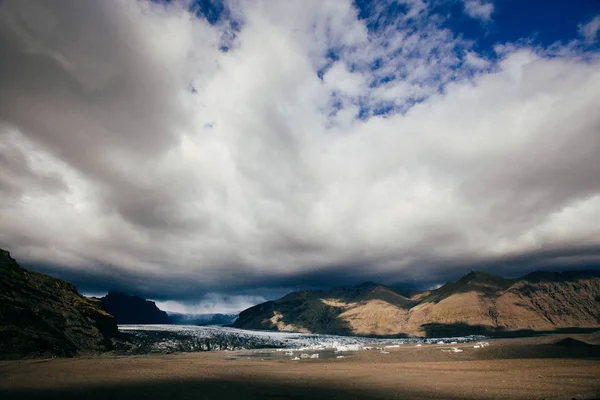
[118,324,486,354]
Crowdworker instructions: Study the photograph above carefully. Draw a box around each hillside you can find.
[0,249,119,359]
[101,292,170,324]
[235,282,417,336]
[233,271,600,337]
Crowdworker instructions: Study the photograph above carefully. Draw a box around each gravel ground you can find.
[1,333,599,400]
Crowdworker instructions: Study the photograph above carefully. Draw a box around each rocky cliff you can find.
[0,249,119,359]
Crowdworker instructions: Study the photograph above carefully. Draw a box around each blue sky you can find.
[189,0,600,49]
[188,0,600,47]
[197,0,599,118]
[1,0,600,313]
[184,0,600,120]
[189,0,600,42]
[435,0,600,49]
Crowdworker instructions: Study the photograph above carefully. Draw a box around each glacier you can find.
[119,324,486,354]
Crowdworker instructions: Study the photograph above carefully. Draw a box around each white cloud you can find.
[324,62,367,98]
[154,294,268,315]
[579,15,600,44]
[463,0,494,22]
[464,51,491,69]
[0,0,599,298]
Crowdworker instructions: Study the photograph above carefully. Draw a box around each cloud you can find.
[154,293,271,315]
[463,0,494,21]
[0,0,599,302]
[579,15,600,44]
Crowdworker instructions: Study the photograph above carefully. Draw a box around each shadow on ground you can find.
[0,378,457,400]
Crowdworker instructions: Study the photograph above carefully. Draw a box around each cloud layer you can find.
[1,0,600,305]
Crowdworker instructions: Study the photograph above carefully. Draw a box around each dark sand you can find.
[1,333,599,400]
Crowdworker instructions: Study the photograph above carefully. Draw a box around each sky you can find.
[1,0,600,314]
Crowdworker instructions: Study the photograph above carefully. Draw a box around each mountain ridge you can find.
[233,270,600,337]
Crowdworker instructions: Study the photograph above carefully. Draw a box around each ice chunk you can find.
[334,344,362,352]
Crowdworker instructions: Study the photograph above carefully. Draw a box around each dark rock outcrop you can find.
[0,249,119,359]
[101,292,169,324]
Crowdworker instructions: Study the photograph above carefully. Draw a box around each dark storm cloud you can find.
[29,243,600,307]
[1,0,600,312]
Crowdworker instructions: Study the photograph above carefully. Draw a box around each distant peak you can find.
[458,271,493,282]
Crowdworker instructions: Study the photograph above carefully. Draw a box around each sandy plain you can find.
[1,333,599,400]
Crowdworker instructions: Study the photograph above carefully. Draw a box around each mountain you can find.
[167,312,238,326]
[234,282,417,336]
[100,291,170,324]
[0,249,118,359]
[100,292,238,326]
[233,271,600,337]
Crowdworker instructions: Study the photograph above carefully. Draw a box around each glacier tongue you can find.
[119,324,486,354]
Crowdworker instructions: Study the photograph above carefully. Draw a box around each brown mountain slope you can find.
[0,249,119,359]
[495,271,600,330]
[234,283,415,336]
[233,271,600,337]
[404,272,516,335]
